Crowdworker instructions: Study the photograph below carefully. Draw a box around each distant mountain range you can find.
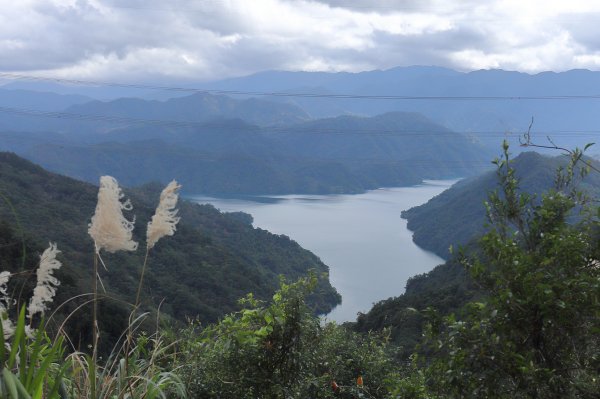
[0,88,91,111]
[0,103,491,194]
[402,151,600,259]
[4,66,600,152]
[3,65,599,195]
[0,88,309,133]
[205,66,600,150]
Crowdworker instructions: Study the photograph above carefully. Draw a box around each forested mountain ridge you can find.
[353,258,478,358]
[206,67,600,150]
[0,151,340,350]
[0,90,310,133]
[0,111,491,195]
[65,92,311,128]
[273,112,487,179]
[402,151,600,258]
[5,66,600,151]
[355,148,600,369]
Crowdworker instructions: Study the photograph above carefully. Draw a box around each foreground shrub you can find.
[0,176,187,397]
[65,322,186,399]
[0,306,67,398]
[422,142,600,398]
[175,273,398,399]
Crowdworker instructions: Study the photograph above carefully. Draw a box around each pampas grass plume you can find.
[88,176,138,253]
[147,180,181,249]
[0,271,10,299]
[27,243,62,320]
[0,270,14,337]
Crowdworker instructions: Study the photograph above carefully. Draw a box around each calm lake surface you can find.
[189,180,456,322]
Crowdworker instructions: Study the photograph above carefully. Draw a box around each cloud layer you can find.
[2,0,600,82]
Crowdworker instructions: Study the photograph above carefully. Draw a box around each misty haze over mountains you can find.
[1,65,599,194]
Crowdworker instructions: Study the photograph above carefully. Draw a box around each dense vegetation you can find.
[0,107,490,195]
[421,143,600,397]
[0,152,340,353]
[402,151,600,258]
[0,141,597,397]
[174,274,399,399]
[354,143,600,397]
[353,258,479,359]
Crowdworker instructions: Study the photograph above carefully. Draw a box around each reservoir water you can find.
[189,180,456,322]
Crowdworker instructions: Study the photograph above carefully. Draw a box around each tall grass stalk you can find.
[0,176,187,397]
[91,253,99,398]
[135,248,150,310]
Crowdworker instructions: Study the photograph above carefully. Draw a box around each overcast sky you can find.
[2,0,600,82]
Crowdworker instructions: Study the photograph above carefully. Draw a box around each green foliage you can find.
[353,259,478,359]
[175,274,397,399]
[0,305,186,399]
[65,322,187,399]
[402,151,600,259]
[0,306,67,399]
[423,142,600,398]
[1,111,488,195]
[387,361,433,399]
[0,152,340,350]
[316,324,395,399]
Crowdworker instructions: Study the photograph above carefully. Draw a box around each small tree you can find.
[423,141,600,398]
[176,273,398,399]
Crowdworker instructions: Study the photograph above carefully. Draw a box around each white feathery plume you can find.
[27,243,62,320]
[88,176,138,253]
[146,180,181,249]
[0,271,10,299]
[0,271,14,338]
[0,305,14,339]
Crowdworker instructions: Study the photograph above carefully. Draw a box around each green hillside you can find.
[353,259,478,358]
[1,111,492,195]
[0,152,340,351]
[402,151,600,258]
[355,150,600,355]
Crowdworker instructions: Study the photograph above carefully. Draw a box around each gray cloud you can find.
[311,0,434,13]
[562,12,600,51]
[1,0,600,82]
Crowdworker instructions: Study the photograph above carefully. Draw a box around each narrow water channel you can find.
[190,180,456,322]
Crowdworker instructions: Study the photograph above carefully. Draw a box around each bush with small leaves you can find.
[423,142,600,398]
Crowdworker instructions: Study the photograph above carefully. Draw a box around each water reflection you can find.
[189,180,457,322]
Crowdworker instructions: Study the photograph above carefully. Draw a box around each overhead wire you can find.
[1,105,599,138]
[3,73,600,101]
[0,73,598,174]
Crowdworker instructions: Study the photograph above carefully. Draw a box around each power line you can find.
[3,72,600,101]
[2,105,600,138]
[0,106,198,128]
[0,138,500,170]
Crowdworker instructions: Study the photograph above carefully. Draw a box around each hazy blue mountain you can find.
[0,80,176,100]
[6,66,600,150]
[0,111,491,195]
[0,88,93,132]
[273,111,484,161]
[0,90,311,136]
[206,67,600,150]
[65,92,311,127]
[206,66,460,94]
[402,151,600,258]
[0,88,91,111]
